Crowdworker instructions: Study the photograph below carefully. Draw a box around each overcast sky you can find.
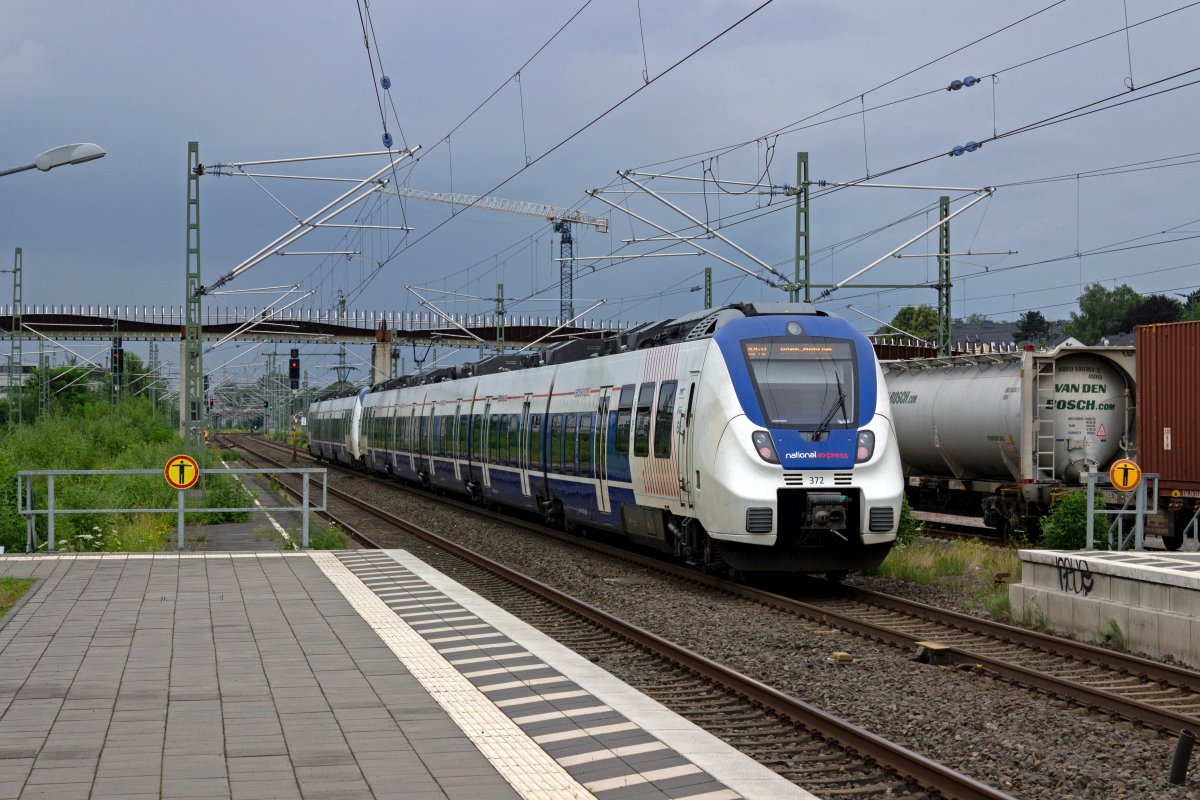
[3,1,1198,383]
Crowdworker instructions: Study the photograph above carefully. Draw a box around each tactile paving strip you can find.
[330,550,750,800]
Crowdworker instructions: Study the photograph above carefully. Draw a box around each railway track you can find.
[230,435,1200,736]
[219,434,1015,800]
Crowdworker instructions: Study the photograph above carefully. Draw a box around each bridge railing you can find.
[0,305,633,333]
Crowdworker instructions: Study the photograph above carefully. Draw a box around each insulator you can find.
[963,75,977,87]
[949,79,963,91]
[950,145,965,157]
[382,132,393,148]
[965,141,979,152]
[380,75,392,90]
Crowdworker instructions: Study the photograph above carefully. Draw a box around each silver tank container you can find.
[885,353,1129,483]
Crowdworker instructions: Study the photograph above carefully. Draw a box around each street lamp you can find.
[0,143,105,178]
[0,143,105,427]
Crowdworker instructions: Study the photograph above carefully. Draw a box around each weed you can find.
[1022,597,1047,630]
[0,577,35,617]
[307,523,347,550]
[870,537,1022,622]
[893,497,924,547]
[1102,618,1126,649]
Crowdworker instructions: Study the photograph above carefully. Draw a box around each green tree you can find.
[1063,283,1142,344]
[964,312,990,324]
[1117,294,1182,332]
[879,305,938,341]
[1014,310,1051,342]
[1175,289,1200,322]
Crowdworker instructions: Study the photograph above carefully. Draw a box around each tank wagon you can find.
[882,343,1136,535]
[307,302,904,575]
[1135,320,1200,549]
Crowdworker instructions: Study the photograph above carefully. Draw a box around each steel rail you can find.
[226,435,1015,800]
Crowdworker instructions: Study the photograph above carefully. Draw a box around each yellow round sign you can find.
[165,454,201,490]
[1108,458,1142,493]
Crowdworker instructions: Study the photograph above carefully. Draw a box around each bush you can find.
[1039,490,1105,550]
[307,523,347,550]
[894,497,925,547]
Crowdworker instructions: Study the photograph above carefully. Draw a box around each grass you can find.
[280,521,347,550]
[0,577,35,617]
[867,537,1023,620]
[0,399,269,553]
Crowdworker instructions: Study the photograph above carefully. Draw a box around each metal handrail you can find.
[16,467,327,552]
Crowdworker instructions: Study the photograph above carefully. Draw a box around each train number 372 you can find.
[809,476,824,485]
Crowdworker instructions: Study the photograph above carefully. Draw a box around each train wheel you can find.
[1163,533,1184,551]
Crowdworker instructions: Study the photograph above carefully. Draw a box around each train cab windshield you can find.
[741,337,858,430]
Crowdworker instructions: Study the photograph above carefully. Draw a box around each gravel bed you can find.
[324,471,1197,799]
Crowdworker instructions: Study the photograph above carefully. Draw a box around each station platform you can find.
[0,550,811,800]
[1011,549,1200,668]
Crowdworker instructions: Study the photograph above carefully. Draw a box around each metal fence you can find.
[1085,471,1160,550]
[16,468,327,552]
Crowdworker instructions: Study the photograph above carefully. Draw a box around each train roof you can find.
[364,302,826,392]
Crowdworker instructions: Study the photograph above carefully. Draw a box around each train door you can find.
[518,398,532,498]
[407,407,417,474]
[596,393,612,514]
[481,401,492,489]
[677,378,698,510]
[453,401,463,482]
[425,405,437,477]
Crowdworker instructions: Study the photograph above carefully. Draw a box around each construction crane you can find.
[388,186,608,322]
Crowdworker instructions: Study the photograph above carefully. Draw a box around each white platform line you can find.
[462,663,556,679]
[482,677,572,694]
[450,652,533,666]
[494,690,590,709]
[557,741,669,767]
[512,705,612,725]
[309,552,592,800]
[533,722,638,744]
[588,764,702,793]
[440,642,525,655]
[426,632,507,644]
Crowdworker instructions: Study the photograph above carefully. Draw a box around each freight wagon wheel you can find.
[1162,533,1184,551]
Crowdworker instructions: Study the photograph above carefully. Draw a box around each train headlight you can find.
[856,430,875,463]
[751,430,779,464]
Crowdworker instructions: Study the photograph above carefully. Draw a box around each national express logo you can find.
[786,451,850,460]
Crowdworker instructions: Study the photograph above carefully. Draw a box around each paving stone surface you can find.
[0,554,521,800]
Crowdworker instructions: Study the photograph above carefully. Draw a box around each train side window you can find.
[615,384,634,455]
[634,382,655,457]
[488,415,499,463]
[508,414,520,467]
[565,414,578,476]
[472,414,483,461]
[550,414,564,472]
[654,382,677,459]
[578,414,593,478]
[529,414,543,471]
[458,415,468,458]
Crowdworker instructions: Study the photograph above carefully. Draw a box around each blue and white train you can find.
[307,302,903,575]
